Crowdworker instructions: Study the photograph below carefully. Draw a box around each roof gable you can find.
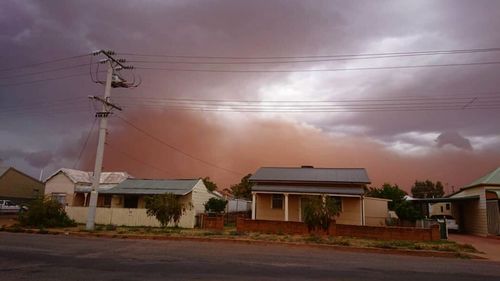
[0,166,43,184]
[249,167,371,184]
[45,168,130,184]
[464,167,500,188]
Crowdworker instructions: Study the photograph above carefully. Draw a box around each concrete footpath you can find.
[449,234,500,262]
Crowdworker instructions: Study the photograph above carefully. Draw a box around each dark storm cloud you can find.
[436,131,473,151]
[1,0,499,186]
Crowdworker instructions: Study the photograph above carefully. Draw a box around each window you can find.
[446,203,450,210]
[104,195,112,207]
[271,194,283,209]
[51,193,66,205]
[330,196,342,212]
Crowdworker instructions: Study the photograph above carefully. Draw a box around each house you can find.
[447,167,500,236]
[44,168,130,206]
[65,178,217,228]
[248,166,390,226]
[0,166,44,202]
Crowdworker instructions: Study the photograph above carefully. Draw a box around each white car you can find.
[432,215,459,231]
[0,200,24,214]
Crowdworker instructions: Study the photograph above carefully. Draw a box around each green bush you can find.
[204,197,227,214]
[145,193,192,227]
[302,196,341,232]
[18,197,76,228]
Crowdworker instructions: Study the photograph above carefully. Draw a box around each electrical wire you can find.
[115,114,243,176]
[0,63,91,80]
[106,144,172,176]
[0,72,91,87]
[119,47,500,60]
[0,54,90,73]
[73,117,98,169]
[135,60,500,73]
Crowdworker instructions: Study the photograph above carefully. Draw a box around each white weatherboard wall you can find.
[450,186,488,236]
[66,205,193,228]
[44,173,75,205]
[191,180,217,215]
[363,197,390,226]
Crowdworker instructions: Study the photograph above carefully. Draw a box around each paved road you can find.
[1,232,499,281]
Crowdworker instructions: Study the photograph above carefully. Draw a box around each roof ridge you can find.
[484,167,500,183]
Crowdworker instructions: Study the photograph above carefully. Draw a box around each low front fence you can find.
[236,218,440,241]
[65,207,195,228]
[199,214,224,231]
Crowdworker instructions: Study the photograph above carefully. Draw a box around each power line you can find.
[135,60,500,73]
[0,54,90,73]
[126,49,500,65]
[73,117,98,169]
[115,114,243,176]
[0,72,91,87]
[106,143,172,176]
[0,63,91,80]
[119,46,500,60]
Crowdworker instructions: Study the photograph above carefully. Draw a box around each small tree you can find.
[395,201,423,222]
[230,174,253,200]
[145,193,192,227]
[411,180,444,198]
[19,197,76,228]
[366,183,407,210]
[204,197,228,214]
[302,196,341,233]
[201,177,218,192]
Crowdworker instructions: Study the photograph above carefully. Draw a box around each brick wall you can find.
[236,218,440,241]
[200,214,224,231]
[236,217,335,235]
[336,224,440,241]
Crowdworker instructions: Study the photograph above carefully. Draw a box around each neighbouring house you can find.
[448,167,500,236]
[0,167,44,202]
[248,166,390,226]
[408,167,500,236]
[65,178,217,228]
[44,168,130,206]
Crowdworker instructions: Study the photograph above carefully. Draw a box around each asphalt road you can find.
[0,232,499,281]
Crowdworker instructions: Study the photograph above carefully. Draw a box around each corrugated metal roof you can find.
[100,179,200,195]
[46,168,130,184]
[252,185,364,195]
[464,167,500,188]
[249,167,370,184]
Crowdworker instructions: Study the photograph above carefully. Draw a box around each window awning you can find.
[252,185,364,195]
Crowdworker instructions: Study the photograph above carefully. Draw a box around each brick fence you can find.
[236,218,440,241]
[200,214,224,231]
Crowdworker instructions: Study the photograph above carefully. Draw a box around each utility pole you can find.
[86,50,135,230]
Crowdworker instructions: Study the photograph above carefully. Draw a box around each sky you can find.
[0,0,499,193]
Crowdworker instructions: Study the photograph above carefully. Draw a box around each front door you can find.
[124,195,139,208]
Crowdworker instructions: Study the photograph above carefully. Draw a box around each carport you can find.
[407,196,480,234]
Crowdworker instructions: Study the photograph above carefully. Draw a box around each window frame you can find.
[271,194,284,209]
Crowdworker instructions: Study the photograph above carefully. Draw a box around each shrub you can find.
[18,197,76,228]
[303,196,341,232]
[204,197,227,214]
[145,193,192,227]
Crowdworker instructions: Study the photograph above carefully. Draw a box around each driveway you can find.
[449,234,500,262]
[1,232,499,281]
